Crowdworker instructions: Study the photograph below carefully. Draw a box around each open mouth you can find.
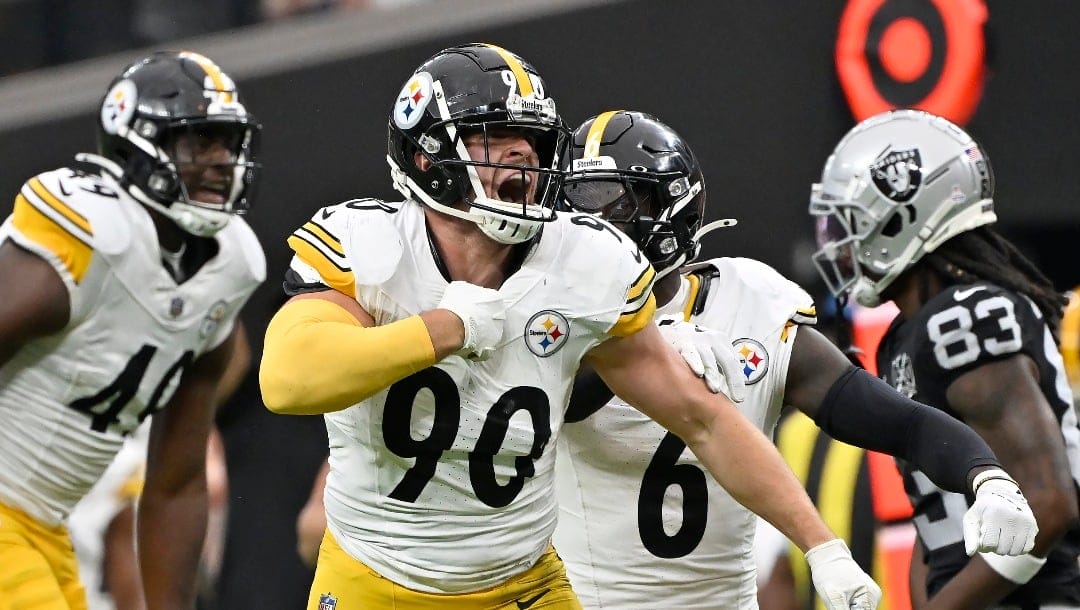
[496,174,531,204]
[190,183,229,205]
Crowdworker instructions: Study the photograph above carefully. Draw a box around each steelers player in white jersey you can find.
[0,51,264,609]
[554,110,1039,609]
[259,43,881,610]
[812,110,1080,608]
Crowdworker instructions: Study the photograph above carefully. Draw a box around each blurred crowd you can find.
[0,0,428,77]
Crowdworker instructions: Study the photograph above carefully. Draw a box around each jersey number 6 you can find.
[638,431,709,558]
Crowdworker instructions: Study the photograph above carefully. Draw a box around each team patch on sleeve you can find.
[287,216,355,298]
[610,264,657,337]
[11,178,94,283]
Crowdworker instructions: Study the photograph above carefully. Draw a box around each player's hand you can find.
[806,539,882,610]
[964,468,1038,556]
[656,316,747,402]
[437,281,506,361]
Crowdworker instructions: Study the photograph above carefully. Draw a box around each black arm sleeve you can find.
[564,366,616,423]
[813,366,1001,494]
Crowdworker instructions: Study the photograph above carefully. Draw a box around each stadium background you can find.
[0,0,1077,606]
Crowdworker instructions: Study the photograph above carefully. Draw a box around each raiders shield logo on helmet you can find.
[870,148,922,202]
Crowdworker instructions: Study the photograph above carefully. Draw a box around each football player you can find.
[259,43,880,609]
[811,109,1080,608]
[553,110,1039,609]
[0,51,264,609]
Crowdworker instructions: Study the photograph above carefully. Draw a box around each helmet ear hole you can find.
[880,211,904,237]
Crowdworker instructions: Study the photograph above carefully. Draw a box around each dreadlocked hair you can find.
[923,226,1068,337]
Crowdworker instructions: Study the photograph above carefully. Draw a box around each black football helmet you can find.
[85,51,260,237]
[386,43,569,244]
[562,110,734,278]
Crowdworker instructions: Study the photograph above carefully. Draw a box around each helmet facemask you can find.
[386,44,570,245]
[420,116,567,244]
[131,119,260,237]
[563,168,706,277]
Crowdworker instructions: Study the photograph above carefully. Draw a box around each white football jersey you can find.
[0,166,264,526]
[286,199,656,593]
[553,257,816,609]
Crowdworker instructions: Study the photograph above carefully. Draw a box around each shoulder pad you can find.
[696,257,817,324]
[7,168,132,284]
[220,216,267,284]
[286,199,403,296]
[557,212,656,337]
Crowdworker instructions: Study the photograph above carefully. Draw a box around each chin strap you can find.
[76,153,230,237]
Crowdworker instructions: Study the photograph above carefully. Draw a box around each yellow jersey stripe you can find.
[300,221,345,257]
[27,178,92,236]
[612,293,656,338]
[12,194,93,283]
[484,44,533,97]
[626,264,656,304]
[682,273,702,322]
[583,110,621,159]
[180,51,234,103]
[288,235,355,298]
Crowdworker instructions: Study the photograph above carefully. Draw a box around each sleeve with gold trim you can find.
[3,172,95,288]
[558,212,657,339]
[690,257,817,338]
[285,202,358,298]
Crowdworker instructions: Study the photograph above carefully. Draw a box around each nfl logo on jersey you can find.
[317,593,337,610]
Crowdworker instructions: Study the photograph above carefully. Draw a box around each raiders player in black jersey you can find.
[811,109,1080,609]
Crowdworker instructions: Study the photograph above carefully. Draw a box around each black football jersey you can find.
[877,282,1080,605]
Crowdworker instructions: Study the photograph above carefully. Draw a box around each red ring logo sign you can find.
[836,0,987,125]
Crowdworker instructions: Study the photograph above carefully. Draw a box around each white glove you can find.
[805,539,882,610]
[963,468,1038,556]
[656,316,747,402]
[437,281,506,361]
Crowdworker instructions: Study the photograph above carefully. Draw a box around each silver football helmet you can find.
[809,109,995,307]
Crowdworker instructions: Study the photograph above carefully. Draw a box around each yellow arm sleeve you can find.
[259,298,437,415]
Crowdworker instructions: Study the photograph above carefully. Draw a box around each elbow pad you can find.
[260,298,436,415]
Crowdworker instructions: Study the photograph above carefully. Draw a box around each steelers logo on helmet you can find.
[393,71,433,131]
[101,79,138,135]
[524,310,570,358]
[732,338,769,385]
[870,148,922,202]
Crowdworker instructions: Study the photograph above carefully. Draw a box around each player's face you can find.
[168,125,243,206]
[463,129,539,205]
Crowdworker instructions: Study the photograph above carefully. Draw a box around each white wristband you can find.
[971,467,1016,494]
[980,551,1047,584]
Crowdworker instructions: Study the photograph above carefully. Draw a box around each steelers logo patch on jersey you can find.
[525,310,570,357]
[101,79,137,135]
[732,338,769,385]
[200,300,229,338]
[394,71,433,130]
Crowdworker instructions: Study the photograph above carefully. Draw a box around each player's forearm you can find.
[684,400,835,553]
[260,298,440,414]
[137,482,207,610]
[812,367,1000,494]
